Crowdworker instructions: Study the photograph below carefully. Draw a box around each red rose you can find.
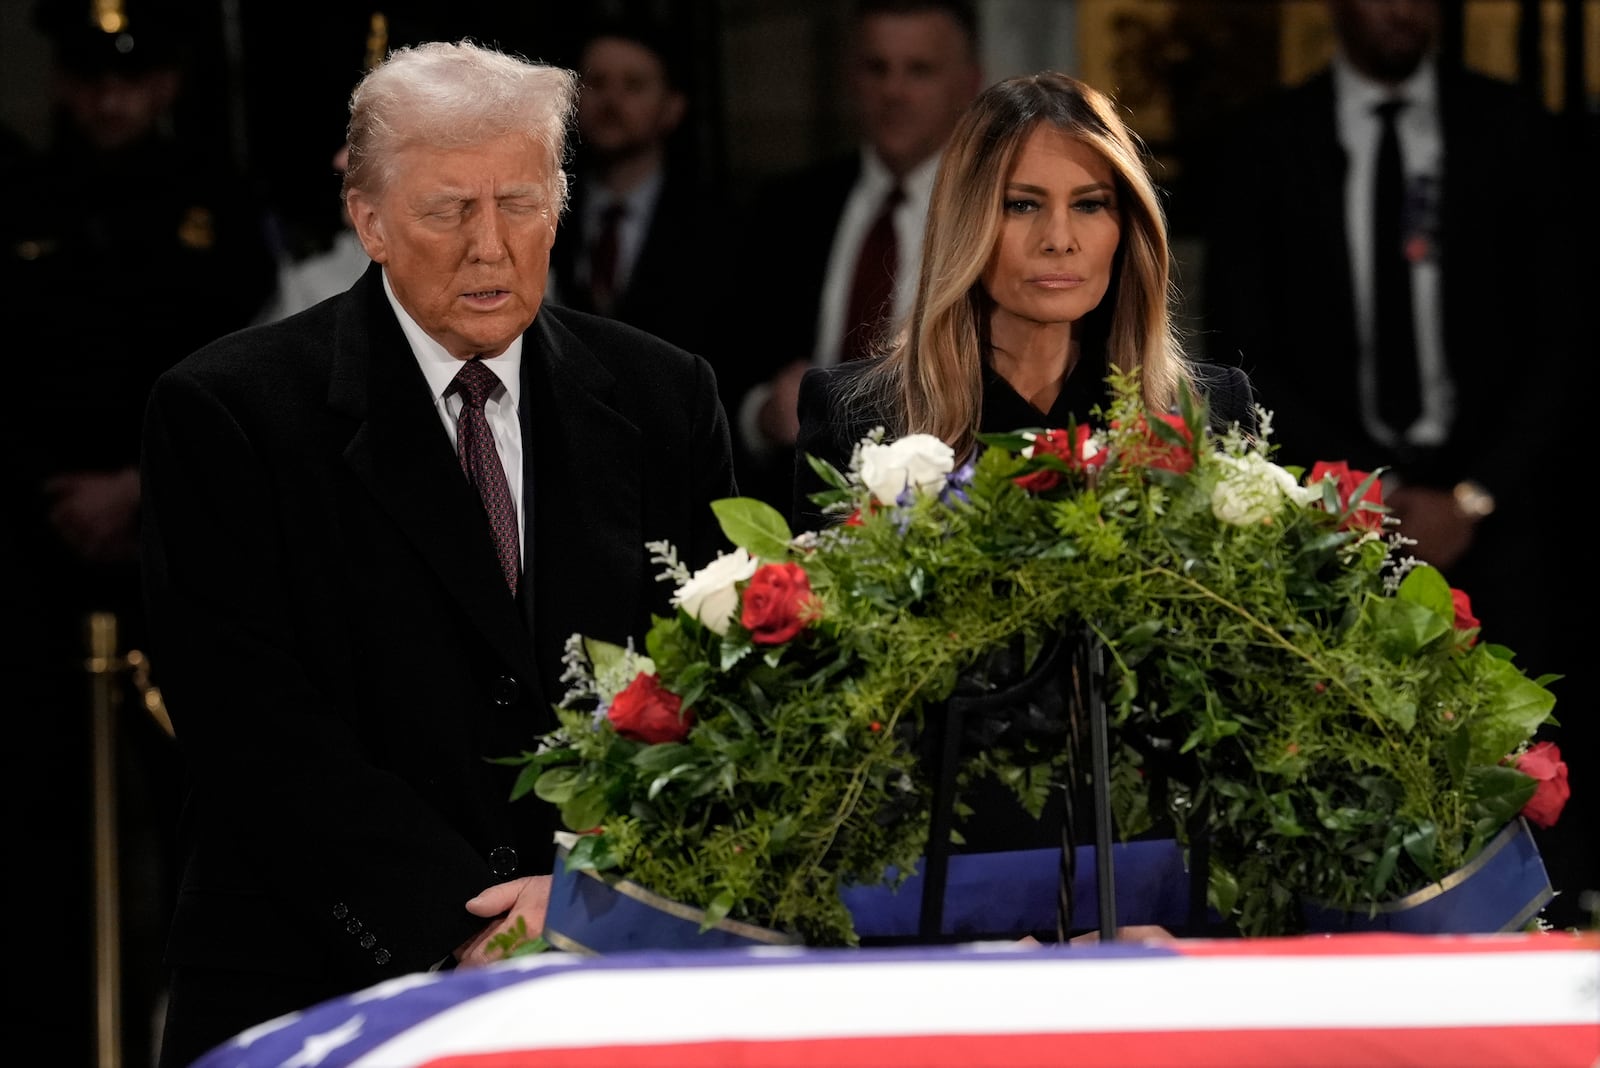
[1515,741,1570,828]
[1012,468,1062,493]
[607,672,693,744]
[741,562,816,645]
[1013,427,1107,493]
[1123,413,1194,474]
[1029,428,1074,460]
[1450,587,1480,647]
[1073,425,1109,471]
[1309,460,1384,532]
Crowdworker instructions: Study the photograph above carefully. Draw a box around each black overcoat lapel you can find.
[521,309,644,704]
[334,267,542,689]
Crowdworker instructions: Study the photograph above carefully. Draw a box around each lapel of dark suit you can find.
[334,265,542,688]
[619,172,678,318]
[520,309,643,698]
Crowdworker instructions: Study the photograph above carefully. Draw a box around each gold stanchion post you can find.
[87,611,124,1068]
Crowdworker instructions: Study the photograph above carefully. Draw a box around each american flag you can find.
[195,931,1599,1068]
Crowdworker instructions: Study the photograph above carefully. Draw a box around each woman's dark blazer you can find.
[792,351,1258,531]
[140,264,735,1006]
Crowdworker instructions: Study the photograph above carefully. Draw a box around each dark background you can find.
[5,0,1593,262]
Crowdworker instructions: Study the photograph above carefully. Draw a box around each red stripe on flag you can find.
[421,1024,1600,1068]
[1174,931,1600,958]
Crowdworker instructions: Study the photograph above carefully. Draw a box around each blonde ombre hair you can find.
[846,70,1194,457]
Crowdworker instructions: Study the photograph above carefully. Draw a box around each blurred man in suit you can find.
[142,40,735,1066]
[721,0,983,511]
[1197,0,1588,923]
[548,19,726,357]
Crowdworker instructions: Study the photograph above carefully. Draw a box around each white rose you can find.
[671,548,759,634]
[858,434,955,506]
[1211,452,1315,526]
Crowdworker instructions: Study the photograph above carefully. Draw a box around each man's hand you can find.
[453,874,552,968]
[44,467,141,563]
[1386,485,1477,571]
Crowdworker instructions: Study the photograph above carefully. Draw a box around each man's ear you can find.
[345,191,388,263]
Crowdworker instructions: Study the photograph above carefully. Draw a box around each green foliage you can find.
[511,371,1559,942]
[484,916,551,959]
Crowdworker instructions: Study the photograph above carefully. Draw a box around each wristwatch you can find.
[1452,480,1496,520]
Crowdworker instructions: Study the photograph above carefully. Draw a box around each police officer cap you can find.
[33,0,194,75]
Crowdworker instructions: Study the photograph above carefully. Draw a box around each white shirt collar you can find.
[859,146,941,207]
[1332,50,1438,120]
[584,167,665,234]
[380,267,523,407]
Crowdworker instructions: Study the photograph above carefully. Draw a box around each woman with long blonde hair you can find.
[793,71,1256,529]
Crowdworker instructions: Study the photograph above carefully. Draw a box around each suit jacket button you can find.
[490,675,519,706]
[374,948,391,966]
[488,845,518,877]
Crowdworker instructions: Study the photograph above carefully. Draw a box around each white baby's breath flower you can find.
[671,548,759,635]
[858,433,955,506]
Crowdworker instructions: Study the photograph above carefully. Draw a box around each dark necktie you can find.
[1372,99,1420,435]
[448,359,520,596]
[841,185,905,362]
[588,201,627,315]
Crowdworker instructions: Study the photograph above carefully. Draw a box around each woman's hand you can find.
[453,875,552,968]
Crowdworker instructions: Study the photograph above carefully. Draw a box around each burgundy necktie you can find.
[1372,99,1420,435]
[588,201,627,315]
[841,185,905,362]
[448,359,520,596]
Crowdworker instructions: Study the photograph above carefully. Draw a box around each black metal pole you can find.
[1086,627,1117,941]
[919,703,964,940]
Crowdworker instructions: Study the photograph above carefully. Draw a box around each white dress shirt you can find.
[575,167,664,300]
[813,148,940,368]
[738,147,940,455]
[1333,51,1448,448]
[381,268,526,557]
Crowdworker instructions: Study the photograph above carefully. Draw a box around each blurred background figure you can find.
[254,139,369,323]
[2,0,277,1064]
[1196,0,1590,924]
[719,0,984,512]
[547,17,728,358]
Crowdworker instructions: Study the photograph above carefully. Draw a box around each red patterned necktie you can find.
[588,201,627,315]
[448,358,520,596]
[841,185,905,362]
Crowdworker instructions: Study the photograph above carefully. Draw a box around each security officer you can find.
[4,2,276,1064]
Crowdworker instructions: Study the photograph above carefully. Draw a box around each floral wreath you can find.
[505,370,1567,945]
